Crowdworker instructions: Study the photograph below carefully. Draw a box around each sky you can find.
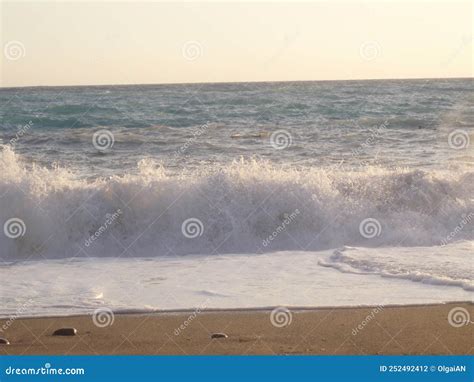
[1,1,472,87]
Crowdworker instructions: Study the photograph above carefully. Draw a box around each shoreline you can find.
[1,302,472,355]
[2,300,472,320]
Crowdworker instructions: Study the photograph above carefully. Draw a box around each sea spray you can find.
[1,146,472,259]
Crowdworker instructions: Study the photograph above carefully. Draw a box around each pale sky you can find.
[1,1,472,87]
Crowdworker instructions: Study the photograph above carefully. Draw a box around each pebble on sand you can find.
[0,338,10,345]
[52,328,78,336]
[210,333,228,339]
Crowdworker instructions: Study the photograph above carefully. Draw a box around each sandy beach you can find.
[1,302,472,355]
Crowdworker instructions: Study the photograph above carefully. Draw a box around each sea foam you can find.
[1,145,473,260]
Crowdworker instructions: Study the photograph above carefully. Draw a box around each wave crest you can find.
[0,145,472,259]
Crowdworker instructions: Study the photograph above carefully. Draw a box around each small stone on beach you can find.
[0,338,10,345]
[52,328,77,336]
[211,333,228,339]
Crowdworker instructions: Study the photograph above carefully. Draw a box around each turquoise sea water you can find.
[0,79,472,315]
[1,79,472,175]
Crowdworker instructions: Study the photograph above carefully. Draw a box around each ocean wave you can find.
[0,145,472,259]
[319,244,474,291]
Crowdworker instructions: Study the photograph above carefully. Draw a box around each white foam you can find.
[1,145,473,260]
[0,247,472,317]
[319,242,474,291]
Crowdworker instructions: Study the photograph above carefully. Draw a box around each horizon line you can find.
[1,75,472,90]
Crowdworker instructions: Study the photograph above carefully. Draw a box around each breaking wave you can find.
[0,145,472,260]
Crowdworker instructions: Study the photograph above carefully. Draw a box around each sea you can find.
[0,78,472,317]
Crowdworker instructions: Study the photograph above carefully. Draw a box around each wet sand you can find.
[0,303,472,355]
